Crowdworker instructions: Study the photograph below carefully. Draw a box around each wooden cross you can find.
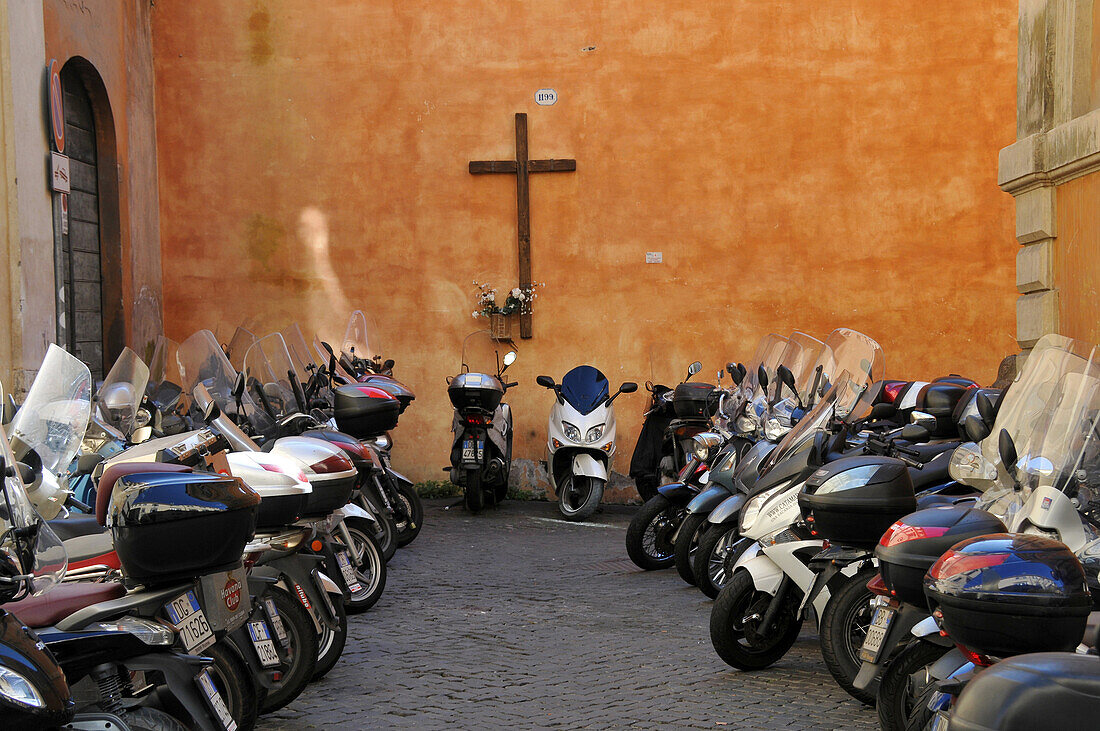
[469,112,576,338]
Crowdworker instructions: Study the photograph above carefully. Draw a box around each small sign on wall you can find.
[50,152,70,193]
[646,251,663,264]
[60,193,68,235]
[535,88,557,106]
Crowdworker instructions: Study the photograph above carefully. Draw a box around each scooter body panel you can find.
[687,484,733,515]
[571,451,608,481]
[657,481,698,504]
[708,493,747,525]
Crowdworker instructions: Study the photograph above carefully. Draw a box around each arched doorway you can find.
[56,58,122,378]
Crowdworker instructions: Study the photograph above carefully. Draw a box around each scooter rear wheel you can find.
[558,476,603,521]
[819,568,878,705]
[393,481,424,546]
[258,586,319,713]
[339,517,388,613]
[465,469,485,513]
[314,596,348,680]
[876,639,948,731]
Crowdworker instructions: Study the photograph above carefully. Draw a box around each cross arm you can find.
[469,160,518,174]
[528,159,577,173]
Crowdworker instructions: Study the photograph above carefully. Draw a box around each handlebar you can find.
[66,494,94,513]
[503,381,519,390]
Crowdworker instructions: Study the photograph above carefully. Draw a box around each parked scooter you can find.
[447,331,518,512]
[536,366,637,520]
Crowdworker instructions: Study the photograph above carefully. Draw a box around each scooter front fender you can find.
[657,481,698,505]
[708,493,747,525]
[571,452,608,481]
[333,502,379,528]
[687,484,733,515]
[736,551,784,595]
[385,466,412,488]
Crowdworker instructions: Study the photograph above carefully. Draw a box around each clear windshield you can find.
[0,415,66,594]
[744,334,788,396]
[760,375,848,474]
[177,329,276,435]
[313,336,356,383]
[10,344,93,474]
[775,331,827,404]
[560,366,610,415]
[243,333,302,419]
[282,323,321,382]
[147,335,186,412]
[1017,368,1100,502]
[809,328,884,413]
[342,310,383,364]
[227,327,257,372]
[460,331,512,376]
[95,347,150,435]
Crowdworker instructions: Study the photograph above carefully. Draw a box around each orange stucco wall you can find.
[1055,174,1100,345]
[152,1,1018,492]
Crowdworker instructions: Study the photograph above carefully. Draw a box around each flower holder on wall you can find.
[489,312,511,340]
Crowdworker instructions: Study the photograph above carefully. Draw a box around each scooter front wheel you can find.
[558,475,603,521]
[673,513,709,585]
[710,569,803,670]
[694,525,751,599]
[339,517,388,613]
[625,495,680,570]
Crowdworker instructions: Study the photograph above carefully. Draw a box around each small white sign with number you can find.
[535,88,557,106]
[646,252,663,264]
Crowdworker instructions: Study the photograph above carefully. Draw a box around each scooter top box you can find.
[334,383,401,438]
[798,455,917,550]
[107,470,260,586]
[672,382,718,420]
[875,504,1006,606]
[447,372,505,414]
[924,533,1092,657]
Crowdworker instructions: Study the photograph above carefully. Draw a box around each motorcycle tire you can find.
[558,475,603,522]
[625,495,681,571]
[258,586,319,714]
[313,595,348,680]
[876,639,950,731]
[205,640,259,731]
[673,513,709,585]
[693,525,751,599]
[393,480,424,547]
[465,469,485,513]
[338,517,388,613]
[819,568,878,706]
[357,490,397,561]
[124,707,188,731]
[710,569,803,670]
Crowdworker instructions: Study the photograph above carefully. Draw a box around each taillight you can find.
[879,521,949,548]
[310,453,354,474]
[866,573,889,597]
[355,385,396,401]
[956,644,993,668]
[884,382,906,403]
[928,550,1008,580]
[464,414,492,426]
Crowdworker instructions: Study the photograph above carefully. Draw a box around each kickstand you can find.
[443,498,466,511]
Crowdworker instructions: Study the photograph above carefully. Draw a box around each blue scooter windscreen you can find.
[560,366,610,415]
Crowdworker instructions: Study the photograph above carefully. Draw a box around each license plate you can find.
[197,668,237,731]
[263,597,288,646]
[165,590,215,653]
[462,438,483,462]
[247,620,280,668]
[858,606,896,663]
[336,550,362,593]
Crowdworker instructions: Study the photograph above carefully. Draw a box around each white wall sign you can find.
[535,88,557,106]
[50,152,70,194]
[646,251,663,264]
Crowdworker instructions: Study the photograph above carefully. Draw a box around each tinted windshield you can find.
[560,365,610,415]
[811,328,884,412]
[96,347,150,435]
[243,333,302,418]
[178,329,275,435]
[10,344,93,474]
[227,327,257,371]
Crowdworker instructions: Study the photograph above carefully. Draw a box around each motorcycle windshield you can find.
[560,365,610,415]
[282,323,321,382]
[10,344,93,475]
[147,335,186,412]
[243,333,301,419]
[96,347,150,435]
[759,373,849,475]
[743,334,788,397]
[313,336,356,383]
[460,330,513,378]
[0,416,66,594]
[806,328,884,414]
[772,331,826,405]
[177,329,275,435]
[342,309,383,363]
[227,326,257,372]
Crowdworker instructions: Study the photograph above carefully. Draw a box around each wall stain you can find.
[248,5,273,65]
[243,214,284,273]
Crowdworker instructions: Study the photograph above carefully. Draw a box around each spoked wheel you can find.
[710,570,803,670]
[625,495,683,570]
[337,517,387,613]
[819,569,878,705]
[257,586,319,713]
[392,480,424,546]
[313,595,348,680]
[673,513,709,585]
[694,527,751,599]
[465,468,485,513]
[876,640,949,731]
[558,475,604,521]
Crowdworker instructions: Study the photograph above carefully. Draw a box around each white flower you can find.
[472,311,480,318]
[511,287,522,298]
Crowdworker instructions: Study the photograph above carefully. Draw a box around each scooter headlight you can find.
[88,616,175,646]
[0,667,45,708]
[585,425,604,443]
[562,422,582,442]
[740,485,783,533]
[691,432,723,461]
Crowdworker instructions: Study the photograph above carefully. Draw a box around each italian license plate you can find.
[247,620,280,668]
[166,590,215,653]
[461,438,483,462]
[197,668,237,731]
[859,606,896,663]
[263,597,288,646]
[336,550,362,593]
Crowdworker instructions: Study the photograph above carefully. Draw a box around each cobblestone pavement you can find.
[259,499,878,730]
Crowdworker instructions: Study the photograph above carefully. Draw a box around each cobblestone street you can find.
[260,499,878,729]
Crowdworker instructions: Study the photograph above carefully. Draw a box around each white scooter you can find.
[536,366,637,521]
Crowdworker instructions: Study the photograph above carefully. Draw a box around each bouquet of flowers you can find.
[471,280,543,319]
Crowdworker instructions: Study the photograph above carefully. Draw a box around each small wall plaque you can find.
[646,252,663,264]
[535,88,557,106]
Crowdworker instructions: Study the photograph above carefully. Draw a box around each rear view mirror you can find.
[910,410,938,432]
[536,375,555,389]
[232,372,245,400]
[503,351,517,367]
[2,393,15,426]
[382,359,395,371]
[620,382,638,394]
[998,428,1018,475]
[204,399,221,422]
[757,365,769,391]
[976,391,996,424]
[963,414,991,442]
[777,364,797,393]
[686,361,702,380]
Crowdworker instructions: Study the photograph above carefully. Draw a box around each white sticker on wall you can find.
[645,252,663,264]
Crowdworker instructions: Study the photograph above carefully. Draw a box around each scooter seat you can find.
[48,514,107,542]
[95,462,192,526]
[8,582,127,628]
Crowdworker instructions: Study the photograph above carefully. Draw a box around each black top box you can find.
[799,455,917,549]
[672,382,718,420]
